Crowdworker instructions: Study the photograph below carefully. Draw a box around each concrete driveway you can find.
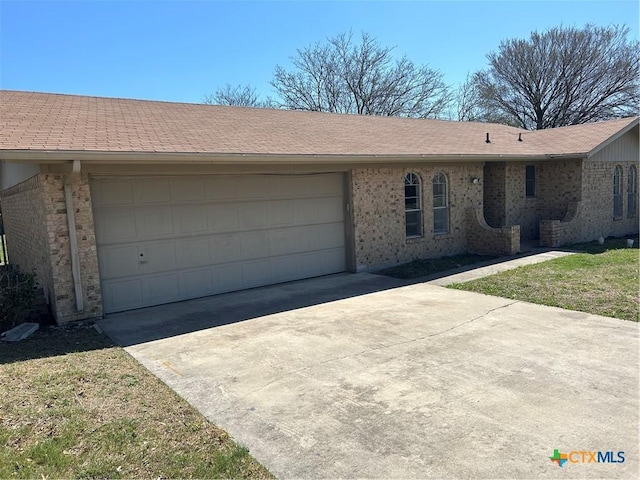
[98,273,639,479]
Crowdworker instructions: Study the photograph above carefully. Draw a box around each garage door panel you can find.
[270,256,299,282]
[318,196,345,222]
[267,200,295,226]
[99,245,141,278]
[180,269,214,297]
[268,228,298,256]
[293,198,320,223]
[215,264,244,292]
[208,204,239,232]
[239,202,267,229]
[241,230,270,259]
[95,210,137,243]
[210,234,243,263]
[136,208,175,238]
[177,237,211,268]
[171,178,205,202]
[242,259,271,287]
[103,278,143,312]
[298,223,344,250]
[204,177,239,201]
[298,249,344,276]
[143,273,180,304]
[142,241,178,273]
[93,179,134,206]
[92,174,346,313]
[133,178,171,204]
[175,205,209,234]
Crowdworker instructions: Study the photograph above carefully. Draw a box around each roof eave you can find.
[0,149,576,164]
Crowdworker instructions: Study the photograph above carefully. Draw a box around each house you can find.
[0,90,638,324]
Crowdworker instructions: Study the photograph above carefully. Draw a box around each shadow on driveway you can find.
[98,273,407,347]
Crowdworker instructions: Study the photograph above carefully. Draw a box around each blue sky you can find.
[1,0,638,104]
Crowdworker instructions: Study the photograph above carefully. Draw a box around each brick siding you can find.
[41,173,103,322]
[351,164,486,270]
[1,173,102,323]
[0,175,54,311]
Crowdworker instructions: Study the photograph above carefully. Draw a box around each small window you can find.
[525,165,536,197]
[613,165,623,219]
[433,172,448,234]
[404,173,422,237]
[628,165,637,217]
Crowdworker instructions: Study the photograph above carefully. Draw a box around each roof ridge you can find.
[0,89,525,130]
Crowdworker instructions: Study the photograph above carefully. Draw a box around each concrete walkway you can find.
[424,249,575,286]
[98,264,639,479]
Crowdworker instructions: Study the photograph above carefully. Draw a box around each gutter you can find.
[0,149,583,164]
[63,160,83,312]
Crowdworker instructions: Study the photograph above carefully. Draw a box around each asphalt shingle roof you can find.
[0,90,637,159]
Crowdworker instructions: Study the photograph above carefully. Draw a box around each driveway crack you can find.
[420,300,518,339]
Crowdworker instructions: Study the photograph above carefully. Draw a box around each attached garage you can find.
[91,174,346,313]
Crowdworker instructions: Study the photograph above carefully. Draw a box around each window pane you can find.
[404,173,422,237]
[433,183,445,197]
[613,167,622,194]
[629,167,637,216]
[614,196,622,217]
[405,197,419,210]
[526,166,535,197]
[405,211,421,236]
[433,194,446,208]
[434,208,448,233]
[405,185,417,197]
[614,166,623,217]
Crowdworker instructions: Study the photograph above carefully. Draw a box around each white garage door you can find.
[91,174,346,313]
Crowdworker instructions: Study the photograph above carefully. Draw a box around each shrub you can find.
[0,264,36,332]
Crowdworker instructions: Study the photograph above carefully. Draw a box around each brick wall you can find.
[1,173,103,324]
[537,159,583,220]
[0,175,55,313]
[351,164,484,270]
[579,160,639,242]
[467,207,520,255]
[41,173,103,322]
[483,159,584,242]
[483,162,506,228]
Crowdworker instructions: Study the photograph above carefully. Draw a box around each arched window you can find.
[433,173,448,234]
[404,173,422,237]
[613,166,623,219]
[628,165,637,217]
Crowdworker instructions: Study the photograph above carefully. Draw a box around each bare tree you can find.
[203,84,274,108]
[452,74,519,126]
[473,25,639,130]
[454,74,482,122]
[271,31,451,118]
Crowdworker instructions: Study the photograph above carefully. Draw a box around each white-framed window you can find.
[404,173,422,237]
[628,165,637,217]
[613,165,623,219]
[433,172,448,234]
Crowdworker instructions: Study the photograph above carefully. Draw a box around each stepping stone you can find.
[1,322,39,342]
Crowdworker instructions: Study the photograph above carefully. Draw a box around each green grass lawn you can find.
[0,325,273,479]
[449,238,639,321]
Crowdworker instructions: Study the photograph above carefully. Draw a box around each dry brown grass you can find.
[0,325,273,479]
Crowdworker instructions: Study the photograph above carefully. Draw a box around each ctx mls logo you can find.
[550,450,568,467]
[550,449,625,467]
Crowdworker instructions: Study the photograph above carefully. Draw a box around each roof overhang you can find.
[0,149,584,165]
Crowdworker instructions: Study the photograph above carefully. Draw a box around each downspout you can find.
[64,160,83,312]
